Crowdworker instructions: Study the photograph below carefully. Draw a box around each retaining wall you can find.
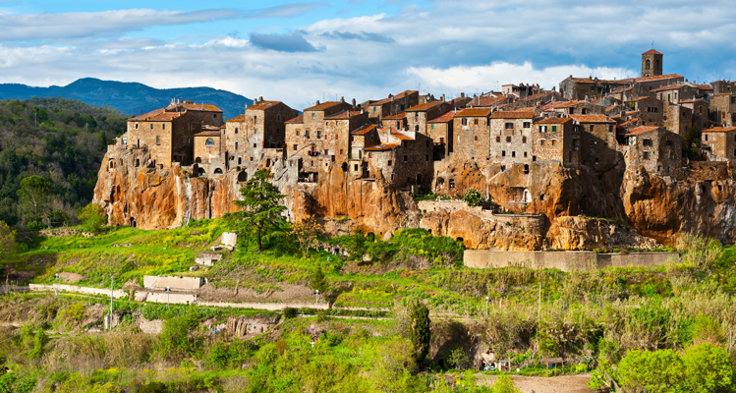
[28,283,128,298]
[143,275,203,291]
[464,250,679,271]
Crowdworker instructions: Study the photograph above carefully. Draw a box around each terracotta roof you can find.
[130,102,222,121]
[626,126,659,136]
[304,101,343,111]
[391,131,413,141]
[693,84,713,91]
[680,99,704,104]
[370,90,418,106]
[325,110,363,120]
[449,97,472,107]
[702,126,736,133]
[285,114,303,124]
[470,95,508,107]
[570,114,614,123]
[489,110,534,119]
[247,100,281,111]
[627,96,653,102]
[428,110,458,123]
[129,109,182,122]
[406,100,445,112]
[364,143,400,151]
[226,114,246,122]
[619,118,640,127]
[605,105,617,112]
[194,130,221,137]
[634,73,684,83]
[455,107,492,117]
[543,100,584,110]
[352,124,378,135]
[517,91,558,103]
[651,84,685,93]
[642,49,663,55]
[179,102,222,112]
[535,117,571,125]
[383,112,407,120]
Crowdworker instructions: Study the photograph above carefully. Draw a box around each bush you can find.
[463,189,483,207]
[78,202,106,233]
[283,307,298,319]
[157,312,200,360]
[410,300,431,367]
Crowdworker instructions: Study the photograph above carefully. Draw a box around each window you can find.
[645,59,651,70]
[608,125,613,133]
[135,123,139,129]
[235,142,239,150]
[150,124,154,130]
[162,124,166,130]
[506,136,511,143]
[474,136,478,141]
[523,122,531,128]
[388,160,392,166]
[311,113,315,120]
[474,119,479,125]
[522,136,527,143]
[643,151,650,159]
[235,127,239,134]
[354,164,358,171]
[293,144,298,150]
[511,151,516,157]
[205,138,215,146]
[403,155,408,162]
[431,124,435,130]
[505,122,513,130]
[540,140,545,145]
[425,154,429,162]
[643,138,652,147]
[137,139,141,148]
[523,152,527,158]
[317,130,322,138]
[496,136,501,142]
[305,130,310,138]
[540,125,547,133]
[296,129,300,136]
[705,135,708,141]
[551,140,557,146]
[589,125,594,132]
[462,118,468,126]
[502,150,506,157]
[552,125,557,132]
[156,136,160,145]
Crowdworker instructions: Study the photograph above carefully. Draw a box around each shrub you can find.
[463,189,483,207]
[409,300,431,367]
[283,307,298,319]
[78,202,106,233]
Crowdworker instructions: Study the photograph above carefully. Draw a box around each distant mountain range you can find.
[0,77,252,119]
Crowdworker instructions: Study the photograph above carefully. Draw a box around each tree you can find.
[78,202,106,233]
[233,169,286,252]
[291,214,323,257]
[310,263,328,293]
[409,299,431,367]
[463,189,483,207]
[0,220,15,258]
[17,175,51,230]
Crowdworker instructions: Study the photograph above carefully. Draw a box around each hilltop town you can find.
[94,50,736,250]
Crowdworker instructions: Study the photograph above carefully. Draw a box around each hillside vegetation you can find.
[1,217,736,391]
[0,97,127,229]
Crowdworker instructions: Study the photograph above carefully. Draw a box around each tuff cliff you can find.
[94,144,736,249]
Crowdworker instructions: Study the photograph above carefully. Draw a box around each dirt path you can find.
[475,374,594,393]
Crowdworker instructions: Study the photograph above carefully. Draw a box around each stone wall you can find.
[142,275,203,291]
[464,250,679,271]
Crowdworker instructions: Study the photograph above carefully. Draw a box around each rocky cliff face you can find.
[95,144,736,249]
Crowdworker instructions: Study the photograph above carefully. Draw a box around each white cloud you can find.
[406,62,637,94]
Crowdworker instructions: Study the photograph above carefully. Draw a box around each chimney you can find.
[259,96,263,103]
[340,96,345,103]
[316,100,320,105]
[352,98,357,107]
[460,92,465,98]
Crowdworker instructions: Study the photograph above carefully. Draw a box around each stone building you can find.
[709,93,736,127]
[125,100,223,169]
[405,100,451,134]
[559,77,630,100]
[453,107,493,162]
[681,99,711,131]
[532,117,580,167]
[223,99,297,170]
[569,114,617,169]
[624,126,682,176]
[382,112,407,130]
[359,130,433,187]
[192,127,225,175]
[651,84,698,104]
[427,110,458,159]
[488,110,536,166]
[625,96,663,126]
[366,90,419,120]
[542,100,605,116]
[701,126,736,161]
[641,49,663,78]
[662,102,694,137]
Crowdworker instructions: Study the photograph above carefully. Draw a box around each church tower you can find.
[641,49,663,77]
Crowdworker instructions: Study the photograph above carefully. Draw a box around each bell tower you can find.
[641,49,663,77]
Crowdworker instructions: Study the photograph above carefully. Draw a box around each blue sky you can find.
[1,0,736,109]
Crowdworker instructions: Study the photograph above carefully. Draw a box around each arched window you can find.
[237,170,248,182]
[195,157,202,163]
[205,138,215,146]
[645,59,651,70]
[214,168,223,174]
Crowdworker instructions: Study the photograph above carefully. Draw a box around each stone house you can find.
[427,110,458,160]
[542,100,605,116]
[532,117,580,167]
[382,112,407,130]
[360,130,433,187]
[681,99,711,131]
[453,107,493,163]
[488,110,536,166]
[223,99,297,170]
[366,90,418,120]
[662,102,694,137]
[651,84,698,104]
[569,114,617,169]
[624,126,682,176]
[559,77,630,100]
[631,74,685,97]
[701,126,736,161]
[405,100,451,134]
[192,127,226,175]
[625,96,663,126]
[641,49,663,78]
[350,124,380,161]
[709,93,736,127]
[468,94,510,108]
[125,100,223,169]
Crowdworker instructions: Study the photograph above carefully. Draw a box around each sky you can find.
[2,0,736,110]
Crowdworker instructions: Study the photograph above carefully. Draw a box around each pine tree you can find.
[409,300,431,367]
[310,263,327,292]
[233,169,286,252]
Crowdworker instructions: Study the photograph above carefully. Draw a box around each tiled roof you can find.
[226,114,246,122]
[406,100,445,112]
[194,130,221,137]
[180,102,222,112]
[634,73,684,83]
[364,143,401,151]
[130,109,183,122]
[702,126,736,133]
[130,102,222,121]
[391,131,414,141]
[627,96,653,102]
[304,101,343,111]
[650,84,685,93]
[383,112,407,120]
[325,110,363,120]
[489,110,534,119]
[455,107,492,117]
[626,126,659,136]
[570,114,614,123]
[693,84,713,91]
[680,99,704,104]
[535,117,571,125]
[449,97,472,107]
[543,100,584,110]
[370,90,418,106]
[428,110,458,123]
[470,95,508,107]
[247,100,281,111]
[285,114,304,124]
[642,49,663,55]
[352,124,378,135]
[619,118,640,127]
